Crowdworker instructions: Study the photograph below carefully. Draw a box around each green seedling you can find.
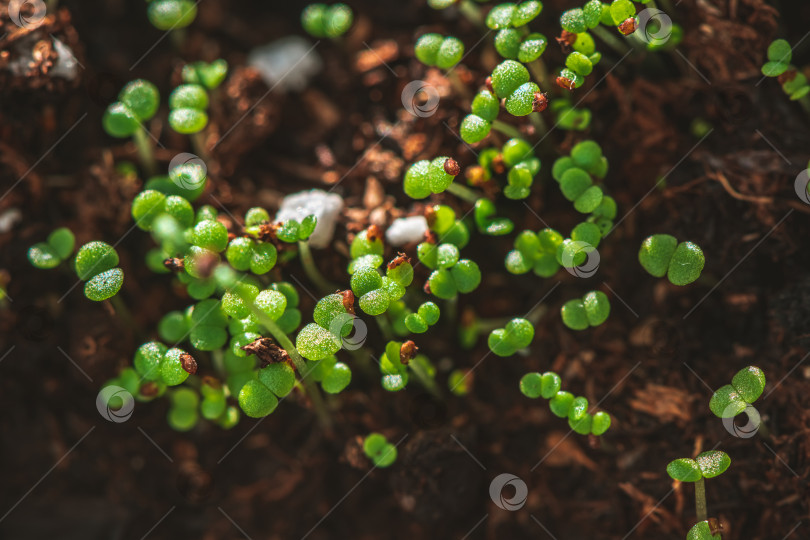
[667,450,731,527]
[404,301,440,333]
[474,198,514,235]
[28,227,75,269]
[363,433,398,467]
[487,317,534,356]
[638,234,705,286]
[182,59,229,90]
[378,340,437,394]
[761,39,810,109]
[169,82,209,134]
[74,241,125,301]
[415,33,465,70]
[403,157,461,199]
[551,140,609,214]
[520,370,612,436]
[103,79,160,174]
[709,366,766,419]
[505,228,563,277]
[561,290,610,330]
[301,3,353,38]
[146,0,197,31]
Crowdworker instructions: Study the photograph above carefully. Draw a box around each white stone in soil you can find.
[386,216,428,246]
[247,36,322,92]
[275,189,343,249]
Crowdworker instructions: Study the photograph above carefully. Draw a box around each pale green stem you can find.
[695,478,707,522]
[446,182,480,204]
[458,0,485,27]
[212,349,225,379]
[375,314,394,342]
[109,295,141,336]
[191,131,211,164]
[491,119,523,139]
[529,112,547,136]
[298,241,336,294]
[409,360,441,398]
[242,294,332,428]
[446,71,471,100]
[591,25,631,55]
[132,127,157,177]
[527,59,550,90]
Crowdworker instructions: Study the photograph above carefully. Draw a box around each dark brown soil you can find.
[1,0,809,539]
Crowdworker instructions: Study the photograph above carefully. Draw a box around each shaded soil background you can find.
[1,0,809,538]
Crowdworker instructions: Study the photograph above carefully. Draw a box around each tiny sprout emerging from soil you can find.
[485,1,543,30]
[474,198,514,236]
[182,59,229,90]
[103,79,160,174]
[169,83,209,134]
[404,301,440,333]
[301,3,353,39]
[472,139,540,199]
[419,245,481,300]
[448,369,473,396]
[415,33,465,70]
[561,290,610,330]
[667,450,731,527]
[363,433,398,468]
[761,39,810,106]
[506,227,563,277]
[487,317,534,357]
[73,241,124,301]
[348,231,412,316]
[168,387,198,431]
[520,371,612,436]
[552,140,609,214]
[28,227,75,269]
[146,0,198,31]
[550,97,592,131]
[403,157,461,199]
[638,234,705,286]
[379,340,437,393]
[709,366,766,419]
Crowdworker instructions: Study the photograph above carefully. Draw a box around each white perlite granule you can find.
[385,215,428,246]
[247,36,322,92]
[275,190,343,249]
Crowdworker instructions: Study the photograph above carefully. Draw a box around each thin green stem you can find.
[591,25,631,56]
[109,295,141,336]
[132,127,157,177]
[446,182,480,204]
[527,59,550,90]
[409,360,441,398]
[242,294,332,428]
[375,314,394,342]
[191,131,211,164]
[446,71,471,100]
[491,119,523,139]
[458,0,485,28]
[445,296,458,327]
[529,112,547,137]
[212,349,225,378]
[298,241,336,294]
[695,478,707,522]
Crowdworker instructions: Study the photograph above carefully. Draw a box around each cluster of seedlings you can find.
[665,366,766,539]
[29,1,724,494]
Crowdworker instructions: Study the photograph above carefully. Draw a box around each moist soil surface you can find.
[1,0,809,539]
